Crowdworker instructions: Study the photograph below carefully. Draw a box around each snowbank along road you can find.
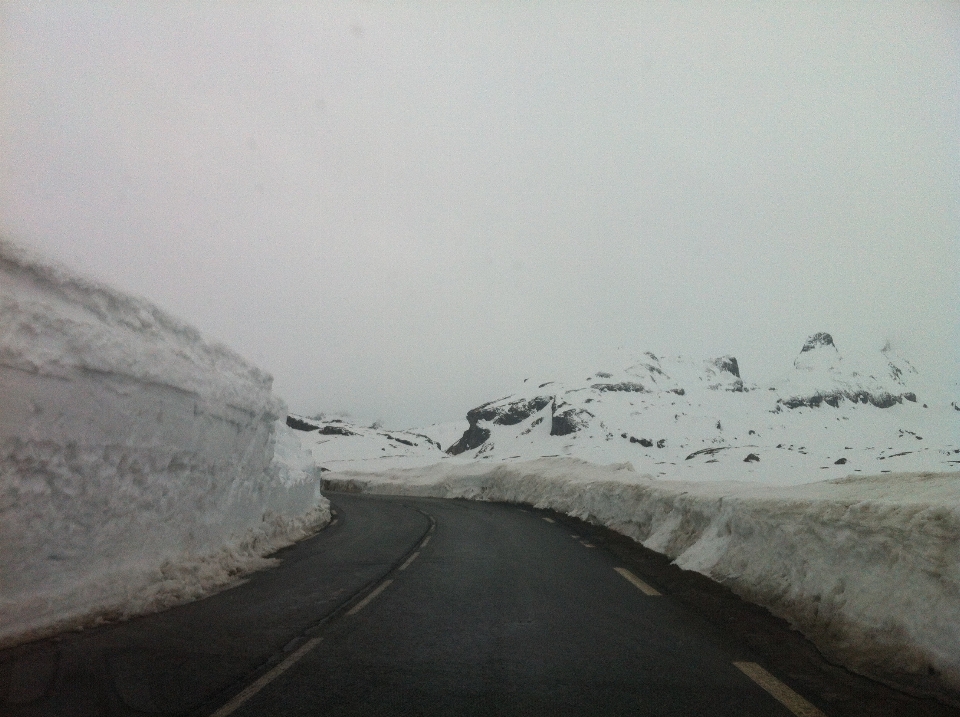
[4,493,958,716]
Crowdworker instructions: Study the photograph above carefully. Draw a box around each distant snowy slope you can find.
[285,414,448,471]
[431,335,958,484]
[0,238,330,647]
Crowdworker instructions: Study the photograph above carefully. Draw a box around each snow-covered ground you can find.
[305,335,960,700]
[0,238,330,647]
[293,334,958,484]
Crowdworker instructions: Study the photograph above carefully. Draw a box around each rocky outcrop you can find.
[591,381,647,393]
[550,406,593,436]
[318,424,358,436]
[777,334,919,409]
[286,415,319,431]
[447,424,492,455]
[712,356,740,378]
[467,396,552,426]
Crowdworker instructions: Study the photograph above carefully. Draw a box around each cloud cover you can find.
[2,1,957,426]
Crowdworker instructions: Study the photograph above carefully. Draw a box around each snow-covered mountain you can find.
[302,334,958,485]
[286,414,454,471]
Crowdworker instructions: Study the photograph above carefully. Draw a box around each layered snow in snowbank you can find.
[0,238,330,646]
[322,459,960,702]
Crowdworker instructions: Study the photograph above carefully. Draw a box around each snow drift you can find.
[0,238,330,647]
[321,459,960,703]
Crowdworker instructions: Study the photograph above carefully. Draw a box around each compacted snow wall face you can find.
[0,239,329,646]
[322,460,960,704]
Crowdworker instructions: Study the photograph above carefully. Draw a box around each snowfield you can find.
[0,239,330,647]
[301,335,960,701]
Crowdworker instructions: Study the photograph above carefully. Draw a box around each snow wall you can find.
[322,459,960,704]
[0,239,330,647]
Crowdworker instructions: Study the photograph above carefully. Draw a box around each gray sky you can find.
[3,1,958,427]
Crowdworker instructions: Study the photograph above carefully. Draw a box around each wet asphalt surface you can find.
[2,492,958,716]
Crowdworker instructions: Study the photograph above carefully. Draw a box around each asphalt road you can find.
[3,493,959,716]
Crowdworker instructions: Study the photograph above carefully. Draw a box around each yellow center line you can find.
[210,637,323,716]
[346,579,393,616]
[614,567,661,596]
[734,662,827,717]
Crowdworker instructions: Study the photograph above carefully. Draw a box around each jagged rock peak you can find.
[800,333,835,353]
[712,356,740,378]
[794,332,841,371]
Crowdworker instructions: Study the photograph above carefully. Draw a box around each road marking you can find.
[420,535,431,547]
[398,551,420,571]
[210,637,323,716]
[346,579,393,616]
[581,542,595,548]
[542,517,555,523]
[734,662,827,717]
[615,567,661,596]
[330,518,338,526]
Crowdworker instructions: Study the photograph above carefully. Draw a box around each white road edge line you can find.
[398,551,420,571]
[614,567,661,596]
[346,579,393,616]
[210,637,323,717]
[733,661,827,717]
[420,535,431,547]
[542,517,555,523]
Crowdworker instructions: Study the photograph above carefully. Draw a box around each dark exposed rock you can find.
[669,388,686,396]
[286,415,319,432]
[779,390,906,410]
[712,356,740,378]
[595,372,612,378]
[834,458,847,464]
[801,332,835,353]
[657,439,666,448]
[744,453,760,462]
[628,436,653,447]
[592,382,647,393]
[318,424,357,436]
[551,407,593,436]
[685,446,731,460]
[903,392,917,402]
[467,396,553,426]
[408,433,441,450]
[382,434,416,447]
[447,424,492,455]
[450,395,554,454]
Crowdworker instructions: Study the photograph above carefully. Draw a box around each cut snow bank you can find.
[0,238,330,647]
[322,459,960,702]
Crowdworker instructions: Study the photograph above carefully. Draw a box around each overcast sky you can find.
[2,2,958,427]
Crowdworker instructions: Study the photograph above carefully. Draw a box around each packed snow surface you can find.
[0,238,330,647]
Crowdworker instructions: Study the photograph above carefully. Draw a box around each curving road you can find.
[2,493,957,716]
